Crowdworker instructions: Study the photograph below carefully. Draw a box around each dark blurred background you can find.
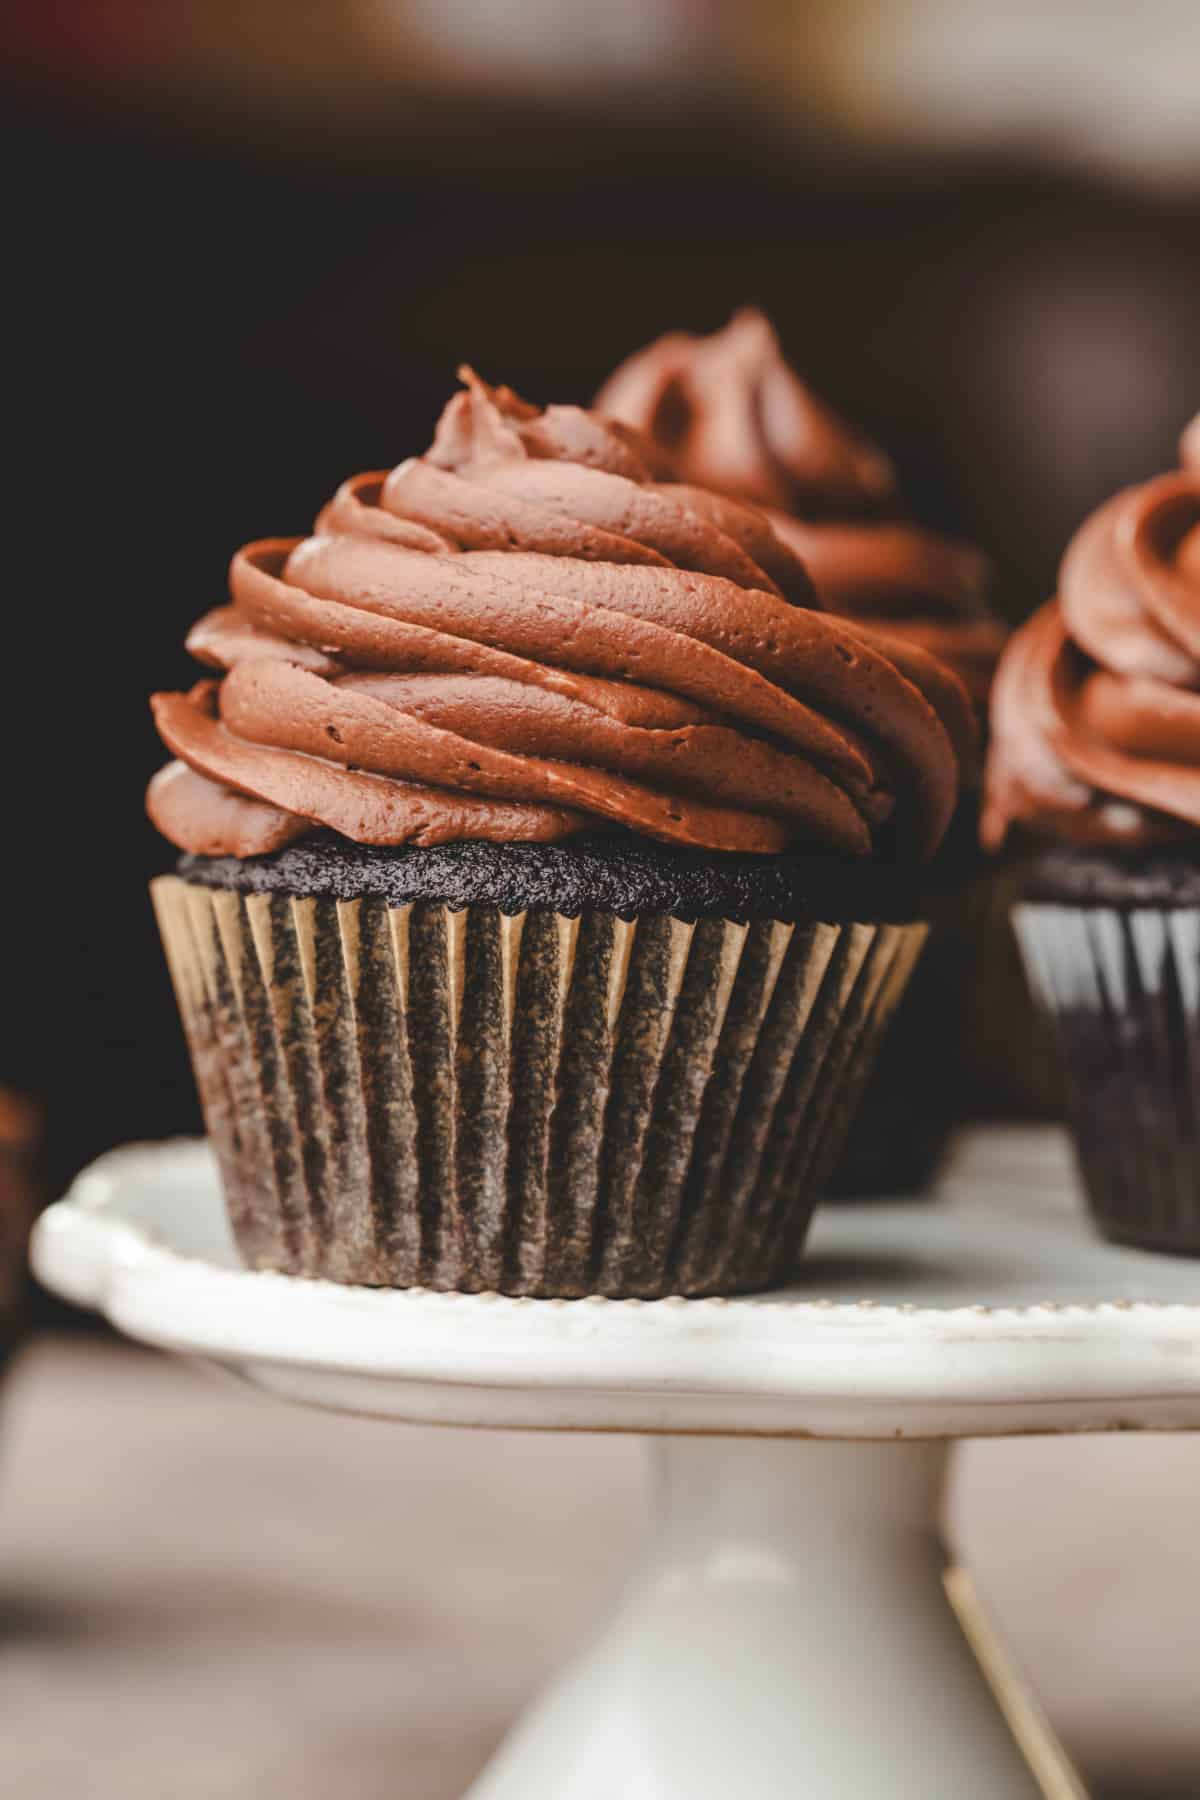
[6,0,1200,1198]
[4,5,1200,1797]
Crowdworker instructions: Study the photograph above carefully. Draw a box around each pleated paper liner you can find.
[153,875,926,1297]
[828,850,1063,1200]
[824,868,993,1197]
[1016,902,1200,1254]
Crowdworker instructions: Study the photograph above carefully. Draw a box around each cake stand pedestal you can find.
[34,1127,1200,1799]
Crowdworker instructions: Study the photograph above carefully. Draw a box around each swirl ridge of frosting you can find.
[149,369,970,863]
[983,413,1200,850]
[596,309,1001,709]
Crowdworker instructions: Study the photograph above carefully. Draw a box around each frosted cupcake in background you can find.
[0,1091,39,1362]
[148,369,970,1297]
[985,415,1200,1252]
[599,311,1013,1193]
[596,308,1002,717]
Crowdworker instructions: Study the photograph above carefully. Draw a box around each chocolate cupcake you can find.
[598,310,1007,1192]
[149,370,969,1296]
[0,1091,39,1362]
[984,416,1200,1253]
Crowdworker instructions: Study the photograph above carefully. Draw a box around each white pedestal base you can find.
[38,1132,1151,1800]
[470,1441,1065,1800]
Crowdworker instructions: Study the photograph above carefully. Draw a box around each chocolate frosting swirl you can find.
[982,415,1200,850]
[149,371,970,863]
[596,309,1001,709]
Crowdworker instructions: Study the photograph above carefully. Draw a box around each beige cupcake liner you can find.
[152,875,926,1298]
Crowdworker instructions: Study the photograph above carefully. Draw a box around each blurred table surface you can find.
[3,1336,1200,1799]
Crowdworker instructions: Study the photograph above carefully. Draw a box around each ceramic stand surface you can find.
[471,1439,1049,1800]
[36,1127,1200,1798]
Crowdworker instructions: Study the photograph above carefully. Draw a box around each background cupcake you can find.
[596,308,1002,718]
[598,310,1011,1192]
[150,370,969,1297]
[985,415,1200,1252]
[0,1091,40,1365]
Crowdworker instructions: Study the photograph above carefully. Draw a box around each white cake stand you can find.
[32,1126,1200,1799]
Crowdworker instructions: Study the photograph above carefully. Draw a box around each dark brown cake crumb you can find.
[178,831,922,925]
[1023,844,1200,909]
